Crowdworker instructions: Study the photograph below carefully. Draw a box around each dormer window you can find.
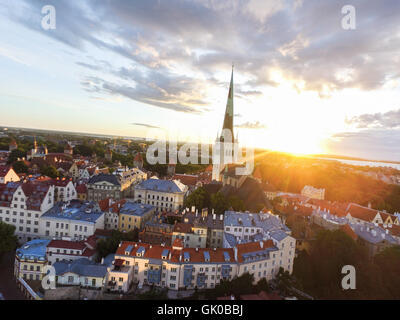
[183,252,190,262]
[203,251,210,262]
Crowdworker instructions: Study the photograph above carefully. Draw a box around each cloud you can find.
[235,121,267,129]
[326,129,400,161]
[346,109,400,129]
[5,0,400,105]
[131,123,162,129]
[80,69,207,113]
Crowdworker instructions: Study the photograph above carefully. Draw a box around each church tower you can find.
[212,65,235,181]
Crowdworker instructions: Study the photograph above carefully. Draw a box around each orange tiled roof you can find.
[346,203,379,222]
[236,240,274,263]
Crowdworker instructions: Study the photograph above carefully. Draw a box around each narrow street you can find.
[0,251,26,300]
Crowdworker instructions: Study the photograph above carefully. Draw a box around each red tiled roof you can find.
[98,198,126,213]
[47,240,86,250]
[116,240,276,264]
[236,240,274,263]
[76,184,87,194]
[173,222,193,233]
[172,238,184,248]
[346,203,379,222]
[293,205,313,216]
[172,174,198,186]
[0,165,11,177]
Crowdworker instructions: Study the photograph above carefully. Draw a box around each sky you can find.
[0,0,400,161]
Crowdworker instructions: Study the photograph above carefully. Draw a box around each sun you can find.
[250,128,325,155]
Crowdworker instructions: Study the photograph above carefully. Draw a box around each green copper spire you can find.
[221,64,234,141]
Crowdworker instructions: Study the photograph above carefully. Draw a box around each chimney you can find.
[233,247,238,262]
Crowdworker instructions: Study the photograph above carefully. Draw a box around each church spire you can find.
[221,64,234,140]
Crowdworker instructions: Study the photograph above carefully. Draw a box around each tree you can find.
[292,229,380,299]
[255,278,270,293]
[373,246,400,299]
[228,196,245,212]
[12,161,28,174]
[210,192,229,214]
[205,273,255,299]
[7,149,26,164]
[183,187,210,210]
[74,144,94,157]
[40,165,59,178]
[0,222,18,257]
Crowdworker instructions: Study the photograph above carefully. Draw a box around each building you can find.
[182,208,225,248]
[14,239,51,281]
[172,222,208,248]
[64,143,73,155]
[113,166,147,198]
[107,234,294,292]
[46,236,97,265]
[133,153,144,169]
[172,174,202,192]
[348,222,398,257]
[301,185,325,200]
[223,211,296,274]
[261,183,278,201]
[134,178,188,212]
[27,138,48,160]
[87,174,122,201]
[311,208,347,230]
[98,198,127,230]
[212,67,237,182]
[118,202,155,231]
[68,162,80,180]
[346,203,399,226]
[51,178,77,202]
[0,165,20,184]
[139,220,174,246]
[39,200,105,240]
[76,184,87,201]
[221,165,248,189]
[167,163,176,176]
[9,139,18,151]
[53,258,108,289]
[0,182,54,243]
[105,148,112,162]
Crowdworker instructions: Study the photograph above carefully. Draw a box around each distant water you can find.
[316,157,400,170]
